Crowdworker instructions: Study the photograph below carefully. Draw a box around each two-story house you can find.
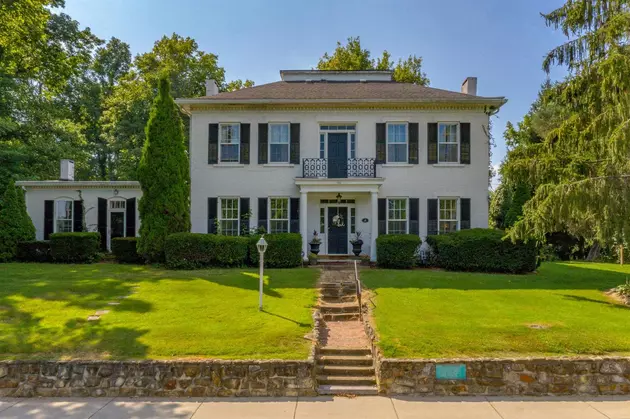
[177,70,506,261]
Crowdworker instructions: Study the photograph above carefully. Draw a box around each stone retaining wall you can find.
[379,358,630,396]
[0,360,316,397]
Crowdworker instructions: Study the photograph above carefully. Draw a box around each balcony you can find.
[301,158,376,178]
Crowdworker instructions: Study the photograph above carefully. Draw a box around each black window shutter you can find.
[290,123,300,164]
[409,123,419,164]
[126,198,136,237]
[290,197,300,233]
[375,123,386,164]
[427,199,438,236]
[428,123,438,164]
[460,198,471,230]
[258,198,268,231]
[240,197,250,234]
[208,124,219,164]
[378,198,386,235]
[73,200,83,232]
[460,122,471,164]
[240,124,250,164]
[208,197,218,234]
[98,198,107,250]
[258,123,268,164]
[44,200,54,240]
[409,198,420,235]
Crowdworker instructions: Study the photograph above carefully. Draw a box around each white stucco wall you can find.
[189,107,490,256]
[18,186,142,244]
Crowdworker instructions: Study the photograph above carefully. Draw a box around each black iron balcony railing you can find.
[302,158,376,178]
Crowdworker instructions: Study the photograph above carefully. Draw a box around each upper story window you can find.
[219,123,240,163]
[387,198,408,234]
[386,123,407,163]
[438,123,459,163]
[269,123,290,163]
[55,200,73,233]
[269,197,289,233]
[219,197,239,236]
[439,198,458,234]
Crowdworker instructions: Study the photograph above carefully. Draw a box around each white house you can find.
[16,160,142,251]
[177,70,506,260]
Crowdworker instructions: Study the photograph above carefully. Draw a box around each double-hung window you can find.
[55,200,73,233]
[387,198,408,234]
[439,198,458,234]
[219,123,240,163]
[269,197,289,233]
[269,123,290,163]
[386,123,407,163]
[219,198,239,236]
[438,123,459,163]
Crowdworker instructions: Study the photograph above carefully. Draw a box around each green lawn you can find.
[0,263,317,360]
[361,262,630,359]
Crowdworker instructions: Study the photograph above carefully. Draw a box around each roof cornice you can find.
[16,181,141,189]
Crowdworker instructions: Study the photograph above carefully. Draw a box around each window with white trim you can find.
[439,198,458,234]
[219,123,240,163]
[438,123,459,163]
[219,198,239,236]
[350,133,356,159]
[386,123,407,163]
[110,200,126,210]
[269,123,290,163]
[269,197,289,233]
[319,134,325,158]
[387,198,407,234]
[55,200,73,233]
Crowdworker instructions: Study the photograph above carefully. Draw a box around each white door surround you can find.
[106,197,126,251]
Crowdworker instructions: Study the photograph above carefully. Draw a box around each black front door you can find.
[110,212,125,240]
[327,133,348,178]
[328,207,348,254]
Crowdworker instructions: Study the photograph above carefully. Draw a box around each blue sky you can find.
[63,0,568,183]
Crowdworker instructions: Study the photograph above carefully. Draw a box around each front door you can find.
[328,133,348,178]
[327,207,348,254]
[110,212,125,242]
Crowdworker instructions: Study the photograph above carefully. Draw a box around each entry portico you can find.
[295,177,384,261]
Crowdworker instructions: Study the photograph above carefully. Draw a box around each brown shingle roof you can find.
[192,81,502,102]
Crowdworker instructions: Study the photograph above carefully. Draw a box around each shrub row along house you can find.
[18,70,506,259]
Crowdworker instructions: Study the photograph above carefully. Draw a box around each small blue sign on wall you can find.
[436,364,467,380]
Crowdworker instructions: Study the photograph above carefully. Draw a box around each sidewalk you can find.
[1,396,629,419]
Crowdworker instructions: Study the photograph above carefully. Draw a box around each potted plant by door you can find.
[309,230,322,255]
[350,231,363,256]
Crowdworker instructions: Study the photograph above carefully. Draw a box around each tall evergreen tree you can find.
[16,185,36,240]
[0,181,35,261]
[137,77,190,262]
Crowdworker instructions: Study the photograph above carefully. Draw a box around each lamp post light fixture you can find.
[256,235,268,311]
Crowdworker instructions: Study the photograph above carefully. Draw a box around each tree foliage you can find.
[0,181,36,261]
[317,36,430,85]
[137,78,190,262]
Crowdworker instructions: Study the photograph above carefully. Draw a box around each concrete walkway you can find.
[1,396,629,418]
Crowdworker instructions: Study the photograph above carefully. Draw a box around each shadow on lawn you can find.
[560,294,630,310]
[362,263,630,292]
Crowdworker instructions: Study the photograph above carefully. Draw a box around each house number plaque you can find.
[361,218,369,223]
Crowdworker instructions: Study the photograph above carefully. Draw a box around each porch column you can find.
[370,191,378,262]
[300,191,308,260]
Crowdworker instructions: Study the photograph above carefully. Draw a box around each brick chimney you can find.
[205,79,219,96]
[461,77,478,96]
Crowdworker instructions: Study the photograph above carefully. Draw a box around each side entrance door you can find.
[110,212,125,248]
[327,207,348,254]
[327,133,348,178]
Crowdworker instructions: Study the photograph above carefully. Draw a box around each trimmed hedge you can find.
[16,241,51,262]
[425,228,537,274]
[112,237,143,264]
[248,233,302,268]
[50,232,100,263]
[165,233,249,269]
[376,234,422,269]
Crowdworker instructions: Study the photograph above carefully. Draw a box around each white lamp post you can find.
[256,235,268,311]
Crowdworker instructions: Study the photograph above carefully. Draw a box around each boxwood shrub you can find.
[16,241,51,262]
[247,233,302,268]
[112,237,143,264]
[376,234,422,269]
[425,228,537,274]
[164,233,248,269]
[49,232,101,263]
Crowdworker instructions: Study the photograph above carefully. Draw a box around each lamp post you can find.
[256,235,268,311]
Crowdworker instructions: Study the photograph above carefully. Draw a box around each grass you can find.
[0,263,317,360]
[361,262,630,359]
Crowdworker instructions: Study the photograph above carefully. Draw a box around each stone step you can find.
[318,347,371,356]
[323,313,360,321]
[316,365,375,376]
[317,385,379,396]
[321,295,357,303]
[317,375,377,386]
[319,304,360,314]
[316,355,373,366]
